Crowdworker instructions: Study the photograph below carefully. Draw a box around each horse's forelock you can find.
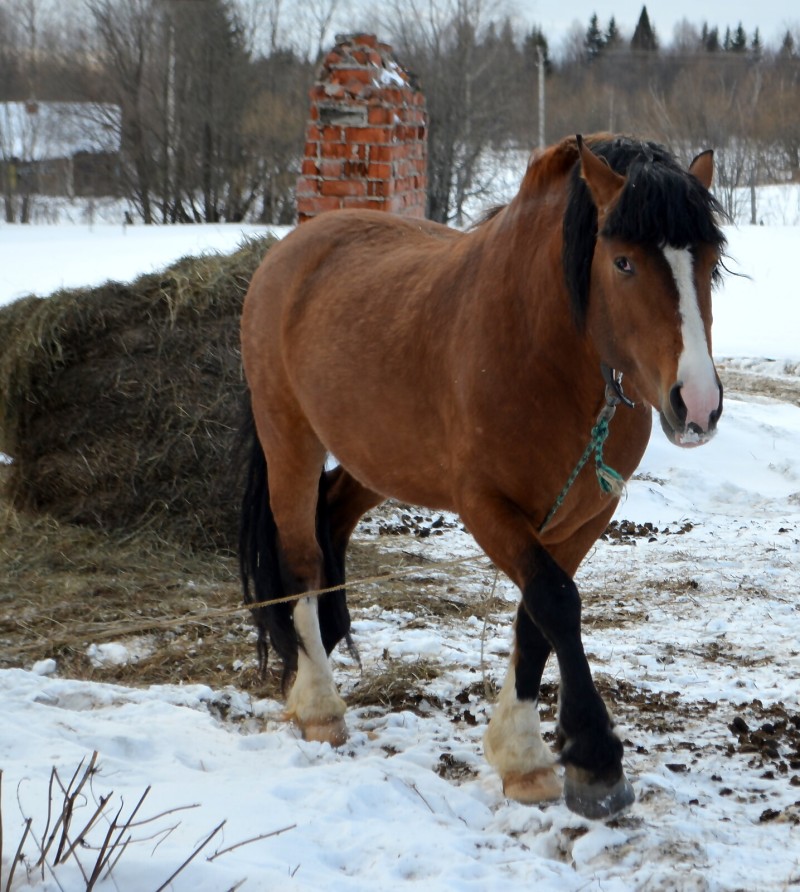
[562,137,727,329]
[602,153,727,252]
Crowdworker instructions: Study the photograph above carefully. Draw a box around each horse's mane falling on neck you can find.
[561,135,728,329]
[470,138,579,231]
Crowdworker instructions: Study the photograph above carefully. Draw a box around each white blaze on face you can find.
[662,245,720,432]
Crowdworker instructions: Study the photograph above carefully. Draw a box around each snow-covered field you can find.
[1,201,800,890]
[0,219,288,308]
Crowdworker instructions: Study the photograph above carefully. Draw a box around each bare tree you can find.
[164,0,254,221]
[0,0,62,221]
[82,0,260,223]
[85,0,165,223]
[384,0,519,223]
[672,18,700,54]
[247,49,312,223]
[560,22,589,66]
[758,46,800,182]
[299,0,342,60]
[3,0,796,228]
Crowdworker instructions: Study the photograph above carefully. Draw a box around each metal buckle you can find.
[601,362,635,409]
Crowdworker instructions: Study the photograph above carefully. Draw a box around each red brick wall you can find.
[297,34,427,222]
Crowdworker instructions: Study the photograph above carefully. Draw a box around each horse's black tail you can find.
[239,404,355,688]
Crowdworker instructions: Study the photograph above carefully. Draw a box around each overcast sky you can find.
[338,2,799,63]
[519,0,799,51]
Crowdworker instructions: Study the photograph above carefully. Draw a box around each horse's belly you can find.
[306,397,455,511]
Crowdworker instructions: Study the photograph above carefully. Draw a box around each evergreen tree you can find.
[499,17,516,50]
[585,13,605,61]
[523,26,551,75]
[703,25,720,52]
[631,6,657,52]
[751,28,762,57]
[605,17,622,50]
[779,30,795,57]
[730,23,748,52]
[723,27,732,51]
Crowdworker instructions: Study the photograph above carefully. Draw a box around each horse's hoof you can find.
[299,716,349,747]
[563,767,634,819]
[502,767,562,804]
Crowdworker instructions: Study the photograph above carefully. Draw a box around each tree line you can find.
[0,0,798,225]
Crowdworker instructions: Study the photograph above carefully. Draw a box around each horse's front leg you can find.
[484,603,562,803]
[461,492,633,819]
[520,543,633,818]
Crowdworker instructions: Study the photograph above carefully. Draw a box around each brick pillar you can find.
[297,34,427,222]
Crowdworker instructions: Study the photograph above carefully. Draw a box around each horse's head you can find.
[564,135,727,448]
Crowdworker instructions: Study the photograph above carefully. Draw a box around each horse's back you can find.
[243,209,460,338]
[241,210,466,506]
[258,209,458,283]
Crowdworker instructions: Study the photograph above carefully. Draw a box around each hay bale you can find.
[0,234,276,549]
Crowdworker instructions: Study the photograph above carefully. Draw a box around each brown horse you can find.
[239,134,726,819]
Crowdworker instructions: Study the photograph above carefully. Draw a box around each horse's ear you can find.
[689,149,714,190]
[576,134,625,216]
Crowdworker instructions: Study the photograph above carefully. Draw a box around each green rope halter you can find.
[539,373,630,534]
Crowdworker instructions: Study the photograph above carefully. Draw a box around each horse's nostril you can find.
[669,383,687,426]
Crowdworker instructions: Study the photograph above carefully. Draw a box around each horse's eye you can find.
[614,257,634,274]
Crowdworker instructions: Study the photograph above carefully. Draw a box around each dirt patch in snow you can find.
[718,361,800,406]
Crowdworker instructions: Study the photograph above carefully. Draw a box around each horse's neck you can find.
[465,193,597,378]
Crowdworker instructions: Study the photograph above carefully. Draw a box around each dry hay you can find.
[347,657,442,711]
[0,234,275,549]
[0,475,469,704]
[0,476,248,686]
[0,504,455,720]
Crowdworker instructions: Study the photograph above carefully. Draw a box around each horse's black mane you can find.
[563,136,727,329]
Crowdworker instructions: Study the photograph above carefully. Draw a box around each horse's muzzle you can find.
[659,378,723,448]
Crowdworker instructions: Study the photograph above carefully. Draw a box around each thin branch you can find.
[17,808,73,891]
[86,800,125,891]
[154,820,226,892]
[51,784,75,865]
[481,567,499,701]
[127,802,200,828]
[102,834,132,882]
[207,823,297,861]
[407,781,435,814]
[90,785,151,884]
[5,818,31,892]
[148,823,181,854]
[40,752,98,867]
[59,793,113,864]
[38,767,56,881]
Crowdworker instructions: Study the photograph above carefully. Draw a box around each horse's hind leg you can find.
[317,465,384,662]
[289,594,348,745]
[483,606,561,803]
[325,465,384,553]
[264,433,348,746]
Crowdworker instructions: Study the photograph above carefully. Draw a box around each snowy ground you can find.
[1,202,800,890]
[0,219,289,308]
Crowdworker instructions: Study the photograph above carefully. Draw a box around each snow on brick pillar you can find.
[297,34,427,222]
